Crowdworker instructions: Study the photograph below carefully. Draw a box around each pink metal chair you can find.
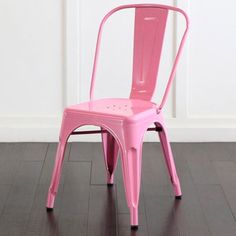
[46,4,189,230]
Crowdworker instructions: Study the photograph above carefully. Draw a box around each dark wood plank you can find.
[0,161,43,236]
[196,184,236,236]
[145,195,180,236]
[142,143,171,197]
[26,149,89,236]
[69,142,103,161]
[0,143,48,185]
[229,142,236,162]
[0,143,48,161]
[39,143,70,186]
[0,159,20,185]
[0,143,11,161]
[141,141,173,236]
[175,143,235,161]
[3,162,43,214]
[173,172,210,236]
[176,143,220,185]
[143,143,210,236]
[87,185,117,236]
[0,143,24,161]
[26,183,82,236]
[213,161,236,219]
[0,142,236,236]
[0,144,23,185]
[204,143,236,161]
[0,185,11,216]
[0,211,31,236]
[17,143,49,161]
[57,213,87,236]
[60,162,91,214]
[23,143,71,235]
[57,160,89,236]
[24,184,62,236]
[172,143,195,173]
[90,157,107,185]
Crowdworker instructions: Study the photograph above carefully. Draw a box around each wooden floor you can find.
[0,142,236,236]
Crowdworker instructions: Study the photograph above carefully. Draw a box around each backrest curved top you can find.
[89,4,189,111]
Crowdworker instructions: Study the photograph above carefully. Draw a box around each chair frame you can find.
[46,4,189,230]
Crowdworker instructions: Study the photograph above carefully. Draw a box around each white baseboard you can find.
[1,116,236,142]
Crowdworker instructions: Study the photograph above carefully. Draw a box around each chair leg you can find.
[101,130,119,185]
[120,145,142,229]
[157,124,182,198]
[46,138,67,210]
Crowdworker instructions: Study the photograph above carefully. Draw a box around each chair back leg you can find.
[156,122,182,197]
[101,130,119,185]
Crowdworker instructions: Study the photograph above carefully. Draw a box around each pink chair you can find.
[46,4,189,230]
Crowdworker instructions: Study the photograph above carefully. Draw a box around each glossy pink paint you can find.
[46,4,189,229]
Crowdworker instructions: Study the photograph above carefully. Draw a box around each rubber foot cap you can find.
[175,195,182,200]
[107,183,113,187]
[46,207,53,212]
[131,225,138,230]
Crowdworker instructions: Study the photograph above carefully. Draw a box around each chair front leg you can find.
[120,144,142,229]
[46,111,82,210]
[46,138,67,210]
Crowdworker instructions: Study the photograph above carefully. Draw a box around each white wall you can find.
[0,0,236,142]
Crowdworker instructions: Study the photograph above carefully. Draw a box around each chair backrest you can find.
[89,4,189,112]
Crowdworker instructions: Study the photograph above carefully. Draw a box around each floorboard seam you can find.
[89,161,93,186]
[68,160,92,163]
[184,157,213,236]
[114,185,119,236]
[86,183,92,236]
[0,184,12,219]
[66,143,72,161]
[218,184,236,222]
[38,143,49,181]
[23,145,49,235]
[188,183,213,235]
[141,178,150,236]
[211,161,236,222]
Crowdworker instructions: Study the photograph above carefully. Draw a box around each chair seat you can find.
[67,98,158,122]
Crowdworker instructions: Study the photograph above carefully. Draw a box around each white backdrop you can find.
[0,0,236,142]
